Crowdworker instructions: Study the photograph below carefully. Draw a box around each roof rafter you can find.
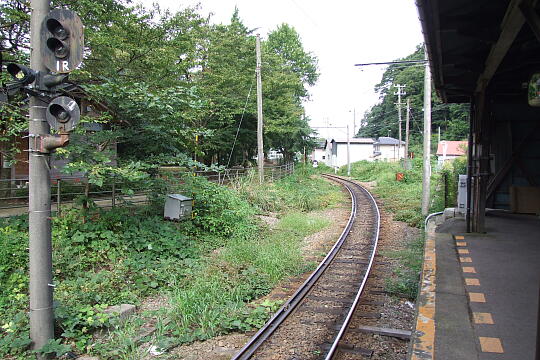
[474,0,536,93]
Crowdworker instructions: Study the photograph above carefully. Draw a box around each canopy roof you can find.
[417,0,540,103]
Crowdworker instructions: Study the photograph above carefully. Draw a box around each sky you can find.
[138,0,424,140]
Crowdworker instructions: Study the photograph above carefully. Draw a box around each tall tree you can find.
[358,44,468,143]
[263,24,318,161]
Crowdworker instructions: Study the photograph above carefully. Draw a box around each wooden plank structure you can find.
[417,0,540,232]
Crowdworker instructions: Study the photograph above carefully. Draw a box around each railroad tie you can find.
[347,325,412,340]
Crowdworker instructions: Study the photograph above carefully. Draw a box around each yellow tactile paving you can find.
[479,337,504,353]
[411,223,437,360]
[465,278,480,286]
[460,257,473,263]
[458,248,469,254]
[469,292,486,302]
[462,266,476,273]
[455,235,465,240]
[456,242,467,246]
[473,312,494,324]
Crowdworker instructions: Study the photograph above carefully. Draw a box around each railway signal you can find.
[46,95,80,133]
[41,9,84,73]
[6,63,37,86]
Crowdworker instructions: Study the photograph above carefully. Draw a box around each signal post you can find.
[6,1,84,355]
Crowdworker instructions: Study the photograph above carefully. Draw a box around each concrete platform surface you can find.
[411,211,540,360]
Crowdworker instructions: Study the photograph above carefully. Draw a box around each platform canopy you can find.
[416,0,540,232]
[417,0,540,103]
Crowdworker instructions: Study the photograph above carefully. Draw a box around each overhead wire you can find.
[225,79,255,169]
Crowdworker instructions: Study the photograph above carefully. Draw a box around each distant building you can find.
[436,140,467,167]
[311,139,327,163]
[373,137,405,162]
[267,149,284,161]
[324,138,375,168]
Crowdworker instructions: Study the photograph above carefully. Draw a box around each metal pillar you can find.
[28,0,54,356]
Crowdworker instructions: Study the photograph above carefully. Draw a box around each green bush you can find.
[0,167,342,358]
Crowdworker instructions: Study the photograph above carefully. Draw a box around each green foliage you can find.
[0,216,28,320]
[224,299,283,332]
[0,312,31,358]
[434,156,468,209]
[174,174,256,236]
[344,158,442,227]
[166,210,328,344]
[55,304,114,351]
[35,338,72,358]
[358,44,469,145]
[384,236,425,299]
[1,0,320,183]
[234,164,343,213]
[0,166,342,358]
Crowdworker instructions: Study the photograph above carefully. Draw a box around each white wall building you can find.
[324,138,375,168]
[311,140,327,163]
[373,137,406,162]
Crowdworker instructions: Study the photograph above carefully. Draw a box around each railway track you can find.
[232,174,381,359]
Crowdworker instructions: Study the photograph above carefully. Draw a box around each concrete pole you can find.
[29,0,55,356]
[421,51,432,216]
[346,124,351,176]
[395,84,405,161]
[405,98,411,169]
[255,34,264,184]
[352,108,356,136]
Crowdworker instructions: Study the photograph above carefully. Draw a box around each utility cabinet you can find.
[457,175,467,214]
[164,194,192,221]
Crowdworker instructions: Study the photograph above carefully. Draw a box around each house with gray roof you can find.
[373,137,405,162]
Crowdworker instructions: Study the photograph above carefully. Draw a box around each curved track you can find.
[232,174,381,360]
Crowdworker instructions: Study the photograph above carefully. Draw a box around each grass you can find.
[383,236,425,299]
[336,157,465,299]
[0,164,343,359]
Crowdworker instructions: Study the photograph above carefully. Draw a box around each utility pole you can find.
[394,84,406,161]
[255,34,264,183]
[29,0,54,355]
[347,124,351,176]
[405,98,411,169]
[351,108,356,136]
[421,50,432,216]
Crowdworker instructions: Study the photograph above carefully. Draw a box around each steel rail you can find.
[323,175,381,359]
[232,176,357,360]
[232,174,380,360]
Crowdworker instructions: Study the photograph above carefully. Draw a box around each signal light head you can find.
[49,104,71,123]
[6,63,36,85]
[46,38,69,58]
[46,19,69,40]
[46,96,80,133]
[40,9,83,73]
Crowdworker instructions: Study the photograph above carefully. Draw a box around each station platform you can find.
[411,210,540,360]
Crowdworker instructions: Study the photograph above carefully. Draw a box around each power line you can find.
[354,59,427,67]
[226,79,254,169]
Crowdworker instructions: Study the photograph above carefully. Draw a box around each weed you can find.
[0,166,341,358]
[384,236,425,299]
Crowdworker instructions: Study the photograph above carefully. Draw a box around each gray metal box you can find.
[457,175,468,214]
[164,194,192,221]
